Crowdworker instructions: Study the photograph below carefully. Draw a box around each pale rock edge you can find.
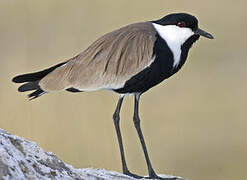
[0,128,185,180]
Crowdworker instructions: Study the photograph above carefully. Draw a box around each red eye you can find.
[177,21,186,27]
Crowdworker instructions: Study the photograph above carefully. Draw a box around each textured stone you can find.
[0,129,184,180]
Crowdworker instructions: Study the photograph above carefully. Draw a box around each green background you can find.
[0,1,246,180]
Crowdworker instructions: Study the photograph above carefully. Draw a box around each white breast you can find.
[152,23,194,68]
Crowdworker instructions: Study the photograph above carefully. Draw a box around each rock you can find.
[0,129,184,180]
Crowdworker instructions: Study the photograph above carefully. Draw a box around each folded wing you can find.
[39,22,157,92]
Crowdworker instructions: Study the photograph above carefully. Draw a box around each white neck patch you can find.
[152,23,194,67]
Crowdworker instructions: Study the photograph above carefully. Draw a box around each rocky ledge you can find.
[0,128,184,180]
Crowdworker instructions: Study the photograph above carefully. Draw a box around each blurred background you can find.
[0,0,246,180]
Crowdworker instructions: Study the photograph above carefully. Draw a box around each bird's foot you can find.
[123,170,143,179]
[145,171,178,180]
[124,169,179,180]
[124,172,178,180]
[145,175,178,180]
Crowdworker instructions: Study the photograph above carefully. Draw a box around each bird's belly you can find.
[114,59,174,94]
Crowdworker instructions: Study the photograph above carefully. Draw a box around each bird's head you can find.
[152,13,214,43]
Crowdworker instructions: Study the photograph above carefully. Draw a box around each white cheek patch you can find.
[152,23,194,67]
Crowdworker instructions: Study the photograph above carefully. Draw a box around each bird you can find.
[12,13,213,180]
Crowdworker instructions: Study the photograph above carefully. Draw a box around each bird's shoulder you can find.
[76,21,157,59]
[67,22,158,84]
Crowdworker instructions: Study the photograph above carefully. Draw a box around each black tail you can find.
[12,62,67,100]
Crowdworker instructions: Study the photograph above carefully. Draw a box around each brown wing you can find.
[39,22,157,92]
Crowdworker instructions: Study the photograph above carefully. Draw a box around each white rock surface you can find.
[0,128,184,180]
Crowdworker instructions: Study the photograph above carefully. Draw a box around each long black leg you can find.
[113,95,142,179]
[133,93,177,180]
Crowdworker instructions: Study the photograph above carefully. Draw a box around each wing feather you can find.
[39,22,157,92]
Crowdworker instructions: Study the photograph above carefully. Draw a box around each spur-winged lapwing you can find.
[12,13,213,179]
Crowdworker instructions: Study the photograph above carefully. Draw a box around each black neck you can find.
[172,34,200,74]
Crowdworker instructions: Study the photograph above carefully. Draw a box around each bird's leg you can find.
[113,95,142,179]
[133,93,157,177]
[133,93,177,180]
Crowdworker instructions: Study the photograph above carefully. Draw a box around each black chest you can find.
[115,34,199,94]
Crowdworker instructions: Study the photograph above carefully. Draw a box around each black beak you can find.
[195,28,214,39]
